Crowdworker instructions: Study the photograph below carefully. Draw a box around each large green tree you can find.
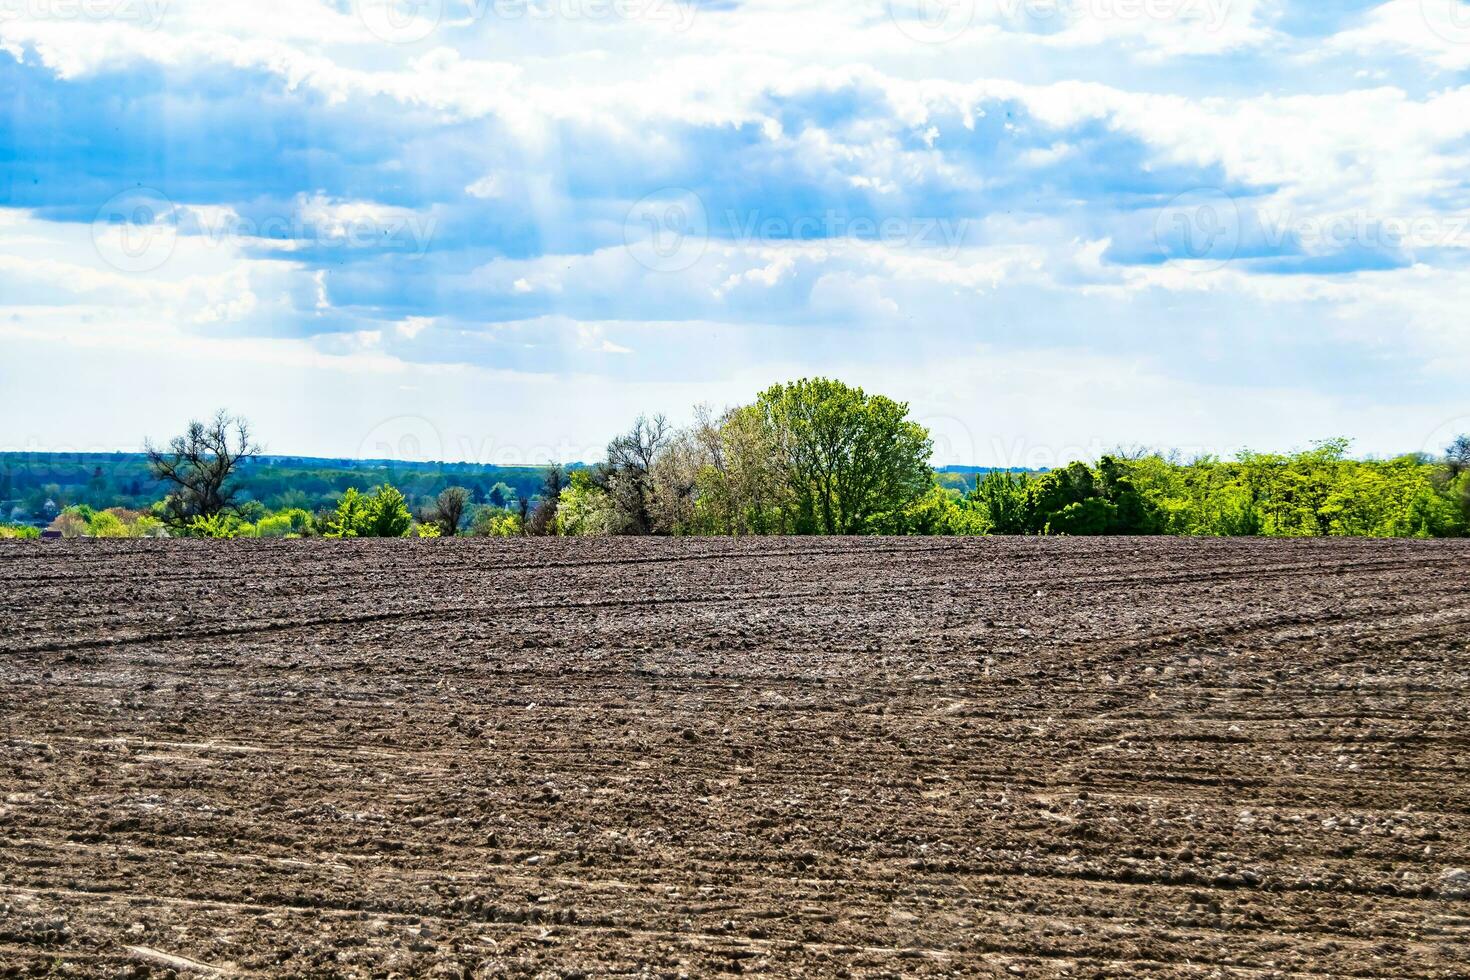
[751,378,933,535]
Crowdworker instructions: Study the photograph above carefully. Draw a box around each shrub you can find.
[364,485,413,538]
[256,508,315,539]
[188,513,250,539]
[323,485,412,538]
[470,506,523,537]
[49,512,89,538]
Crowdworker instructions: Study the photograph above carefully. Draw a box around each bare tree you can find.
[145,411,262,528]
[529,464,566,536]
[600,415,672,535]
[1449,435,1470,477]
[650,428,708,535]
[433,486,472,536]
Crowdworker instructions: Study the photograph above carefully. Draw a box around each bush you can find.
[88,510,130,538]
[470,506,523,537]
[256,508,315,539]
[188,513,250,539]
[323,485,412,538]
[49,512,89,538]
[0,523,40,540]
[364,485,413,538]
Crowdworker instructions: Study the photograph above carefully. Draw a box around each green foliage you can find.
[324,487,370,538]
[66,504,98,524]
[1117,446,1467,539]
[557,472,614,537]
[323,485,412,538]
[871,484,990,536]
[470,506,524,537]
[0,522,40,540]
[87,510,129,538]
[256,508,315,539]
[750,378,934,534]
[364,485,413,538]
[188,513,250,539]
[971,471,1030,534]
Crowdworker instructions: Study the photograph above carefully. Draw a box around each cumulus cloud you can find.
[0,0,1466,458]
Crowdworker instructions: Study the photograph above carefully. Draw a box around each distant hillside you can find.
[0,453,1039,527]
[0,453,564,526]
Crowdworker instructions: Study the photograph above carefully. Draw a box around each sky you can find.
[1,0,1468,467]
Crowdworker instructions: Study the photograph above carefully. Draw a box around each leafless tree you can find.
[600,415,672,535]
[433,486,472,536]
[529,464,566,536]
[145,411,262,528]
[1448,435,1470,477]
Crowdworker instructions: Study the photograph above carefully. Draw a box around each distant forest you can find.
[0,450,1004,532]
[3,378,1467,540]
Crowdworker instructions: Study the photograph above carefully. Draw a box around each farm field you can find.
[1,538,1469,977]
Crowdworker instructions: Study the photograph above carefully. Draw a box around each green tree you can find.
[364,485,413,538]
[751,378,933,534]
[970,471,1031,534]
[324,488,370,538]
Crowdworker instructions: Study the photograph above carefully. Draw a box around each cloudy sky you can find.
[1,0,1468,466]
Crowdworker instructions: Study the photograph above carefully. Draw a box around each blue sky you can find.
[1,0,1468,466]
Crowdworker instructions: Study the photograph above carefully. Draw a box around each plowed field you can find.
[2,538,1468,977]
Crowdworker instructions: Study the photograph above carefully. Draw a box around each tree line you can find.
[5,384,1468,540]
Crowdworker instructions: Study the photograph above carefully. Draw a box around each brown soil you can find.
[1,537,1468,977]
